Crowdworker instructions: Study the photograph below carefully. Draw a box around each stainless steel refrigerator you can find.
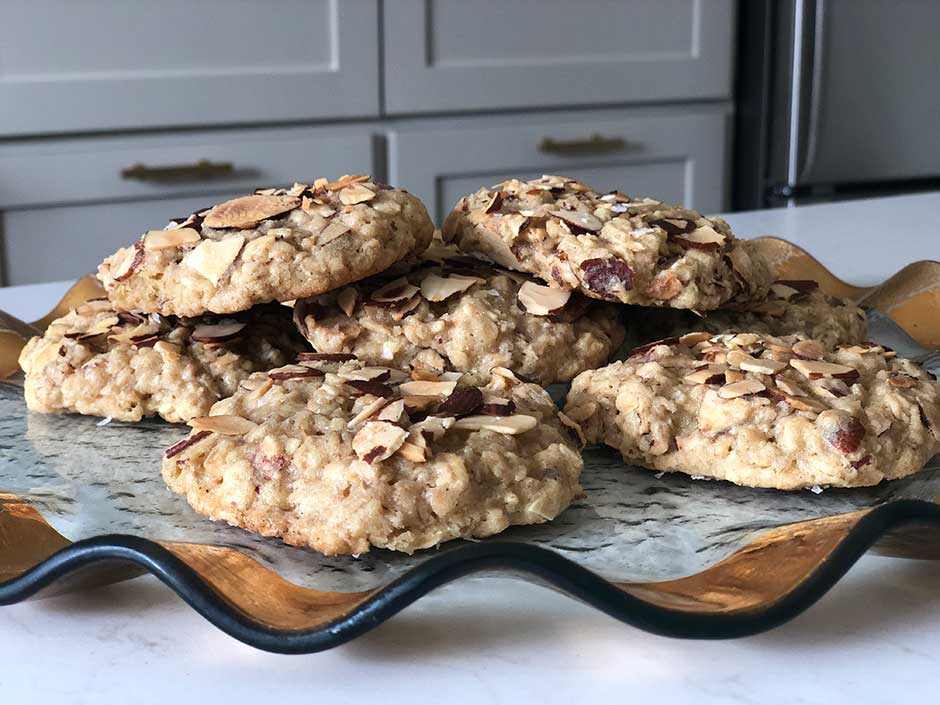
[734,0,940,209]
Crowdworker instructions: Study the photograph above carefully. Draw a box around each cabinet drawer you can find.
[0,0,379,136]
[0,126,377,285]
[389,107,729,223]
[384,0,735,114]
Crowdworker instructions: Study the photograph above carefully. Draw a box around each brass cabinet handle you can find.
[538,134,626,156]
[121,159,235,182]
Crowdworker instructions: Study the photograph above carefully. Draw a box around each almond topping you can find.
[790,359,857,379]
[770,282,801,300]
[346,396,390,430]
[517,281,571,315]
[775,377,806,396]
[785,395,827,413]
[738,356,787,375]
[144,227,200,250]
[338,367,392,382]
[184,236,244,286]
[191,321,246,343]
[396,441,429,464]
[325,174,370,191]
[684,366,726,385]
[352,421,408,464]
[204,195,299,229]
[420,273,482,302]
[792,339,826,359]
[339,184,376,205]
[374,399,405,423]
[399,380,458,397]
[550,209,603,232]
[189,415,258,435]
[678,332,712,346]
[112,243,144,282]
[410,416,456,442]
[718,379,766,399]
[318,220,351,245]
[673,225,726,250]
[370,279,421,304]
[453,414,538,434]
[268,365,325,381]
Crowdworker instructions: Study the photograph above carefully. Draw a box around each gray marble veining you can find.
[1,311,937,592]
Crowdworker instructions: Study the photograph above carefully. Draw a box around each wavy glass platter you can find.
[2,237,940,652]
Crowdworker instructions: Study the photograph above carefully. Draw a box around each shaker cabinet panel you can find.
[0,0,379,135]
[384,0,735,114]
[389,108,729,223]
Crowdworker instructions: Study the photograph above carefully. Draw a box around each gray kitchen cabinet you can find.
[383,0,736,114]
[0,125,377,284]
[0,0,379,136]
[389,107,730,223]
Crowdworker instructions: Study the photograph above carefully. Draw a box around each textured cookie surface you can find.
[442,175,772,310]
[162,359,584,555]
[564,332,940,489]
[293,248,625,385]
[98,176,434,317]
[19,298,306,423]
[634,280,867,349]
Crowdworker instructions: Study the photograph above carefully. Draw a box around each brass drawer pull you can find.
[538,134,626,156]
[121,159,235,182]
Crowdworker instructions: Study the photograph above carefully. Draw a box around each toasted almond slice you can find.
[374,399,405,423]
[785,395,827,413]
[318,220,351,245]
[775,377,806,396]
[396,441,429,463]
[729,333,761,347]
[204,195,299,229]
[549,209,603,232]
[410,416,456,441]
[790,358,856,379]
[144,227,200,250]
[517,281,571,315]
[338,366,392,382]
[370,278,420,304]
[724,369,746,383]
[765,341,793,353]
[191,321,246,343]
[739,356,787,374]
[112,243,145,282]
[678,331,712,346]
[391,295,422,320]
[82,315,120,337]
[325,174,370,191]
[420,273,482,302]
[339,184,376,205]
[352,421,408,463]
[483,190,504,214]
[673,225,726,250]
[184,236,244,286]
[453,414,538,434]
[153,340,181,361]
[402,395,439,412]
[337,287,357,317]
[399,379,458,397]
[792,339,826,359]
[718,379,766,399]
[189,415,258,435]
[490,366,522,385]
[346,395,390,430]
[684,365,726,385]
[770,282,801,300]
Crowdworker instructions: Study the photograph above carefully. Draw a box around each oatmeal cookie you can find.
[442,175,772,310]
[634,280,867,349]
[162,359,584,554]
[98,176,434,317]
[293,251,625,386]
[564,332,940,489]
[19,298,306,423]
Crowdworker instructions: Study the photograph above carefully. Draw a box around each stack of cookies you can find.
[18,174,940,556]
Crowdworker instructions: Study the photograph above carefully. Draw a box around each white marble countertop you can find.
[2,192,939,704]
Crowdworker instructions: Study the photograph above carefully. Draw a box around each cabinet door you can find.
[384,0,735,114]
[389,108,729,223]
[0,125,376,285]
[0,0,379,136]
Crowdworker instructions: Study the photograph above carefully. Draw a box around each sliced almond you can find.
[410,416,456,442]
[792,339,826,360]
[490,367,522,385]
[785,395,827,413]
[269,365,325,381]
[189,415,258,435]
[374,398,405,423]
[338,366,392,382]
[549,209,603,232]
[347,395,390,430]
[337,288,357,317]
[112,243,144,282]
[191,321,246,343]
[325,174,370,191]
[153,340,181,361]
[352,421,408,464]
[517,281,571,315]
[724,369,746,383]
[738,356,787,375]
[684,365,726,385]
[420,273,483,302]
[399,379,458,398]
[83,315,121,337]
[391,295,422,320]
[204,195,299,229]
[775,377,806,396]
[718,379,766,399]
[184,236,244,286]
[678,331,712,346]
[790,359,857,379]
[339,184,376,205]
[318,220,351,245]
[673,225,726,250]
[396,441,429,464]
[770,282,801,300]
[144,227,200,250]
[483,190,504,214]
[370,278,421,304]
[402,395,440,412]
[453,414,538,435]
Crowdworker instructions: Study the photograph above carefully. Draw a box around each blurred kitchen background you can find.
[0,0,938,285]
